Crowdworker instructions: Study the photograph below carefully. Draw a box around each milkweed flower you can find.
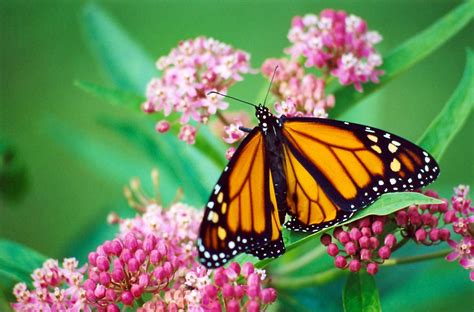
[138,262,276,311]
[394,190,451,245]
[286,10,384,91]
[223,120,245,144]
[143,36,254,143]
[321,216,396,275]
[444,185,474,281]
[12,258,89,311]
[83,232,186,309]
[261,58,335,117]
[114,170,279,308]
[116,170,202,258]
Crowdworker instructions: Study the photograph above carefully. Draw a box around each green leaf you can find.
[0,240,47,301]
[418,49,474,160]
[82,3,157,93]
[254,192,442,268]
[343,272,381,312]
[331,1,474,116]
[75,80,145,112]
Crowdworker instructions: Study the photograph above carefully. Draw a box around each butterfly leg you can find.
[239,127,253,133]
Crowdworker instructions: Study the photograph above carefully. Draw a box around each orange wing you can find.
[280,117,439,231]
[283,144,354,233]
[197,129,284,268]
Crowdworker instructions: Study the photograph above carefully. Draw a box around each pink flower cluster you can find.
[286,10,384,91]
[262,58,335,118]
[321,216,396,275]
[117,170,202,250]
[84,232,185,310]
[139,262,276,311]
[12,258,89,312]
[395,190,451,245]
[322,187,474,281]
[12,170,278,310]
[444,185,474,281]
[142,36,253,144]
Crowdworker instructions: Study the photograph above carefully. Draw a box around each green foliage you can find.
[343,272,381,312]
[0,240,46,302]
[419,49,474,159]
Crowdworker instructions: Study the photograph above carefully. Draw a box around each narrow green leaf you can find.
[343,272,381,312]
[82,3,156,93]
[254,192,442,268]
[0,240,47,301]
[75,80,145,112]
[418,49,474,160]
[331,1,474,116]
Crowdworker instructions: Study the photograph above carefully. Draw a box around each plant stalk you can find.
[272,244,326,275]
[270,268,345,289]
[382,249,450,266]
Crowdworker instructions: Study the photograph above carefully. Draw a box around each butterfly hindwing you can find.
[281,117,440,213]
[282,143,355,233]
[197,129,284,268]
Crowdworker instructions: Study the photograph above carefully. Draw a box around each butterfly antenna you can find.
[207,91,256,108]
[263,65,278,106]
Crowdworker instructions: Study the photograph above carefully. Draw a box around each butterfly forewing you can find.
[197,129,283,268]
[282,117,440,212]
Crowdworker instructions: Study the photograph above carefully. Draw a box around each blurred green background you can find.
[1,0,473,310]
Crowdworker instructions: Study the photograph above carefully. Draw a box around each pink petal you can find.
[446,251,459,262]
[447,239,458,248]
[459,257,469,268]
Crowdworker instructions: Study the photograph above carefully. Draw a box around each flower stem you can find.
[216,111,230,126]
[382,249,450,267]
[272,244,326,275]
[270,268,345,289]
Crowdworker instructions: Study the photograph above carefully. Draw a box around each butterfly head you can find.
[255,104,276,131]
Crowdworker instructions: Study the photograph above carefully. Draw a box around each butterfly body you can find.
[198,105,440,268]
[257,106,289,225]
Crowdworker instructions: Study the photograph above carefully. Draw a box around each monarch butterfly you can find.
[197,79,439,269]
